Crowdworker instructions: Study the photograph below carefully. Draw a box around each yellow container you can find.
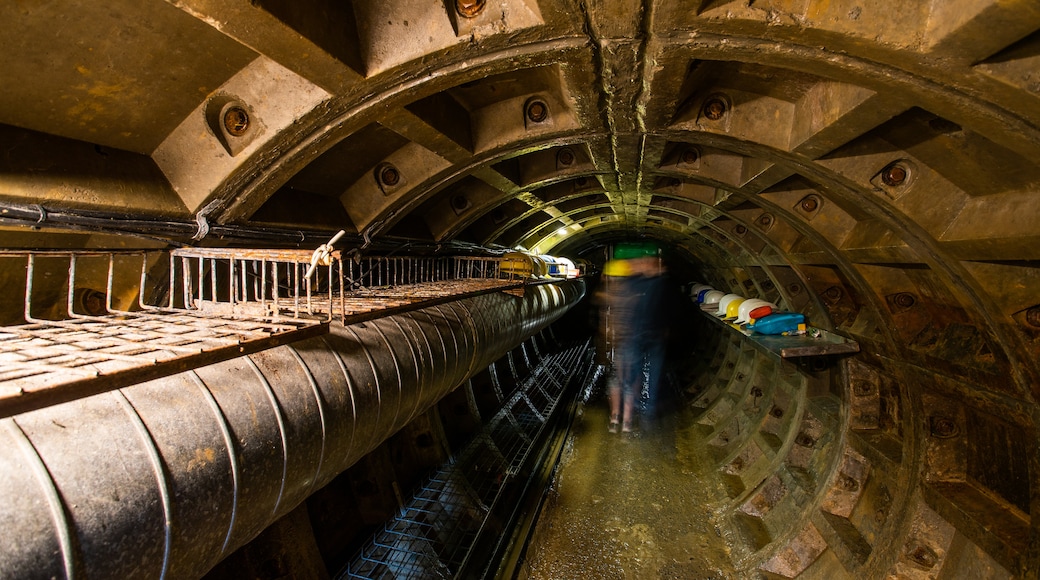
[500,252,534,277]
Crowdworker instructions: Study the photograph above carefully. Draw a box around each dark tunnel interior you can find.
[1,1,1040,578]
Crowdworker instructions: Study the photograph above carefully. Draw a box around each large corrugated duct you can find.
[0,280,585,580]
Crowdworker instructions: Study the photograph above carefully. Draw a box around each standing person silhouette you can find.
[601,258,635,433]
[604,253,667,434]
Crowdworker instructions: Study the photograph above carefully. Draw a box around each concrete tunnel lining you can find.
[0,0,1039,577]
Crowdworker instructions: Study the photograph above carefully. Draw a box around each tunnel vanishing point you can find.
[1,0,1040,578]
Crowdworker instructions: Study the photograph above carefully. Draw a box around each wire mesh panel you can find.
[0,250,326,418]
[173,249,526,324]
[0,249,535,418]
[341,339,593,579]
[172,247,344,320]
[335,256,522,323]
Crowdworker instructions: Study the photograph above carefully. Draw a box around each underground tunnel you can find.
[1,0,1039,578]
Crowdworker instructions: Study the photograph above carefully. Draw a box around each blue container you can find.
[749,312,806,335]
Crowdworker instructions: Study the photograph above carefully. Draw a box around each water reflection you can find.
[520,390,739,579]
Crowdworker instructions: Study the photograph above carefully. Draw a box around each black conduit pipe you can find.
[0,280,585,579]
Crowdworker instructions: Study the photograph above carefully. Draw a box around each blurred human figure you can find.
[601,256,667,433]
[595,259,629,432]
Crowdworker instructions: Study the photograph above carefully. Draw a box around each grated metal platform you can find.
[343,339,593,580]
[0,249,535,418]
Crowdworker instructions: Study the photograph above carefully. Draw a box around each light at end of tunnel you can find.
[557,227,568,236]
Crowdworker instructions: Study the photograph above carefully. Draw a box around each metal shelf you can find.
[0,311,325,418]
[699,305,859,359]
[0,249,539,418]
[249,279,526,325]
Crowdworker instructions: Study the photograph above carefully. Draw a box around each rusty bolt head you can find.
[762,280,774,291]
[84,292,104,315]
[881,163,908,187]
[735,224,747,235]
[575,176,589,188]
[799,195,820,212]
[893,292,916,309]
[771,406,784,418]
[76,288,107,316]
[451,195,469,211]
[838,474,859,492]
[757,213,774,229]
[788,283,802,294]
[702,96,728,121]
[525,99,548,123]
[1025,306,1040,327]
[680,148,700,164]
[907,545,939,570]
[795,432,815,448]
[823,285,843,302]
[223,106,249,136]
[491,208,507,223]
[378,164,400,187]
[456,0,486,17]
[852,380,875,397]
[557,148,575,166]
[929,416,960,439]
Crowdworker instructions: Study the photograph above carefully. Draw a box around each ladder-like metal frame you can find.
[0,249,535,418]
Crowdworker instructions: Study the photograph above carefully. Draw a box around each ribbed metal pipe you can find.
[0,280,584,579]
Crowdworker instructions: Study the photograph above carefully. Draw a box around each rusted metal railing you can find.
[0,249,530,418]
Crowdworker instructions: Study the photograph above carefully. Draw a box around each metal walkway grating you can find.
[0,249,534,418]
[342,339,594,579]
[0,312,322,393]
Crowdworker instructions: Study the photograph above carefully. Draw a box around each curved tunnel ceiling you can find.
[3,0,1040,576]
[5,0,1038,390]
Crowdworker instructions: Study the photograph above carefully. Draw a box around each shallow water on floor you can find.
[520,401,739,580]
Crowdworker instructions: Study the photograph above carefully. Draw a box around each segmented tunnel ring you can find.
[2,1,1039,578]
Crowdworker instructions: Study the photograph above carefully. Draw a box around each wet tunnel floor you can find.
[520,392,740,580]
